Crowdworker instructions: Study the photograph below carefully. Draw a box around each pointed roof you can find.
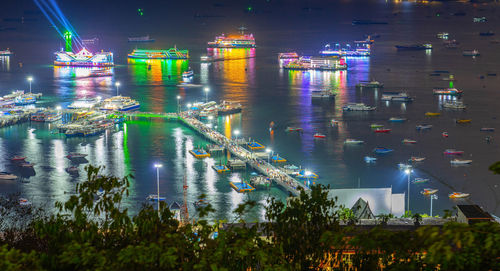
[351,197,375,219]
[170,201,181,210]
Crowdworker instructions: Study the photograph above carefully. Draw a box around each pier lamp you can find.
[115,82,120,96]
[176,95,181,113]
[234,129,240,142]
[203,87,210,103]
[154,163,163,217]
[56,106,62,114]
[266,148,272,163]
[404,166,413,213]
[27,76,33,93]
[305,171,312,187]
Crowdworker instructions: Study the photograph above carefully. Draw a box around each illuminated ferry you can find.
[54,48,114,67]
[320,39,371,57]
[127,48,189,59]
[281,55,347,71]
[0,49,13,56]
[208,27,256,48]
[100,96,140,112]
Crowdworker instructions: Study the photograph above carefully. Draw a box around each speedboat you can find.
[313,133,326,138]
[10,156,26,161]
[370,124,384,128]
[425,112,441,117]
[389,117,406,122]
[373,147,393,154]
[0,172,17,180]
[412,178,429,184]
[344,139,364,144]
[444,149,464,155]
[409,156,425,162]
[456,119,471,124]
[343,103,376,111]
[449,192,470,199]
[146,194,166,201]
[480,128,495,132]
[374,128,391,133]
[286,127,303,132]
[355,80,384,88]
[364,156,377,163]
[402,139,417,144]
[416,124,432,130]
[66,152,88,159]
[450,159,472,165]
[421,189,438,195]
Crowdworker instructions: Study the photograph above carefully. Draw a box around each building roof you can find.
[457,205,493,219]
[327,188,405,217]
[351,198,375,219]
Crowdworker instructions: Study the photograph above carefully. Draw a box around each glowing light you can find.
[404,169,410,174]
[266,148,271,153]
[154,163,162,168]
[234,130,240,135]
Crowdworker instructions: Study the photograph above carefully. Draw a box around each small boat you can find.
[314,133,326,138]
[389,117,406,122]
[19,198,31,206]
[449,192,470,199]
[311,90,335,99]
[433,88,463,96]
[373,147,393,154]
[356,80,384,88]
[344,139,364,144]
[19,162,35,168]
[442,132,449,138]
[425,112,441,117]
[370,124,384,128]
[381,92,413,102]
[364,156,377,163]
[66,166,79,174]
[398,163,411,169]
[66,153,88,159]
[374,128,391,133]
[480,128,495,132]
[395,44,433,50]
[343,103,376,111]
[416,124,432,130]
[412,178,429,184]
[146,194,166,201]
[463,50,480,56]
[10,156,26,161]
[450,159,472,165]
[409,156,425,162]
[286,127,303,132]
[402,139,417,144]
[443,100,466,110]
[444,149,464,155]
[0,172,17,180]
[421,189,438,195]
[456,119,471,124]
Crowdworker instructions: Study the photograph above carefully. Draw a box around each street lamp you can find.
[203,87,209,103]
[404,166,412,213]
[177,95,181,114]
[305,170,312,187]
[56,106,61,113]
[266,148,272,163]
[154,163,163,217]
[234,129,240,142]
[115,82,120,96]
[430,194,438,217]
[27,76,33,93]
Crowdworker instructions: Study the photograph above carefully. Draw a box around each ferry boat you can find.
[451,159,472,165]
[449,192,470,199]
[402,139,417,144]
[128,35,155,43]
[208,30,256,48]
[0,49,13,56]
[217,101,242,115]
[421,189,438,196]
[345,139,364,144]
[444,149,464,155]
[313,133,326,138]
[0,172,17,180]
[373,147,393,154]
[416,124,432,130]
[14,95,37,105]
[381,92,413,102]
[311,90,335,99]
[389,117,406,122]
[343,103,375,111]
[283,56,347,71]
[355,80,383,88]
[374,128,391,133]
[463,50,480,56]
[319,41,371,57]
[443,100,466,110]
[127,48,189,59]
[278,52,299,60]
[100,96,140,112]
[432,88,463,96]
[68,96,102,109]
[54,48,114,67]
[395,44,432,50]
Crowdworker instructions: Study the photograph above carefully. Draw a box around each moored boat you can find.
[100,96,140,112]
[66,152,88,159]
[389,117,406,122]
[343,103,376,111]
[0,172,17,180]
[10,155,26,161]
[355,80,384,88]
[182,70,194,79]
[402,139,417,144]
[442,132,449,137]
[421,189,438,195]
[344,139,364,144]
[395,44,432,50]
[370,124,384,128]
[449,192,470,199]
[364,156,377,163]
[381,92,413,102]
[425,112,441,117]
[450,159,472,165]
[416,124,432,130]
[373,147,393,154]
[313,133,326,138]
[480,128,495,132]
[443,100,466,110]
[146,194,166,201]
[374,128,391,133]
[68,96,102,109]
[444,149,464,155]
[433,88,463,96]
[412,178,429,184]
[456,119,471,124]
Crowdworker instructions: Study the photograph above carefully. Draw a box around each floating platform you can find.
[230,181,255,193]
[271,155,287,163]
[212,164,230,173]
[189,149,210,158]
[247,141,265,150]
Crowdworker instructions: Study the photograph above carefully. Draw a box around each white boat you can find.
[421,188,438,195]
[311,90,335,99]
[442,100,466,110]
[100,96,140,112]
[182,70,194,79]
[68,96,102,109]
[0,172,17,180]
[344,139,364,144]
[364,156,377,163]
[146,194,166,201]
[356,80,384,88]
[66,152,88,159]
[409,156,425,162]
[450,159,472,165]
[416,124,432,130]
[342,103,376,111]
[437,32,449,39]
[389,117,407,122]
[402,139,417,144]
[381,92,413,102]
[449,192,470,199]
[463,50,480,56]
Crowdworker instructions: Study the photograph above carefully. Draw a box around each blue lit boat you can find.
[373,147,393,154]
[389,117,407,122]
[14,95,37,105]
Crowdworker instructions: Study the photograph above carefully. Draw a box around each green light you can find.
[64,31,72,52]
[247,6,253,11]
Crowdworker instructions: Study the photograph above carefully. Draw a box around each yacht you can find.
[342,103,376,111]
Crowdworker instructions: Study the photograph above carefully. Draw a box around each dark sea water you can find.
[0,1,499,220]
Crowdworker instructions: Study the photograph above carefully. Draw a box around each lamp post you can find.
[115,82,120,96]
[203,87,209,103]
[404,166,412,213]
[266,148,272,163]
[305,170,312,187]
[234,129,240,143]
[154,163,162,218]
[177,95,181,114]
[27,76,33,93]
[430,194,438,217]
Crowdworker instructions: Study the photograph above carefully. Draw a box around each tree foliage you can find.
[0,165,498,270]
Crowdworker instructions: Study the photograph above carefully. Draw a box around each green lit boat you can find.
[127,47,189,59]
